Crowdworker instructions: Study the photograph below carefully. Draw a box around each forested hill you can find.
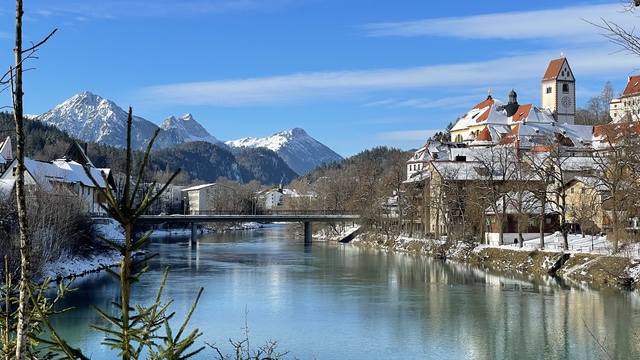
[148,142,298,185]
[301,146,413,183]
[0,112,299,185]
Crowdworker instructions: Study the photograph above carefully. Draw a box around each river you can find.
[49,225,640,359]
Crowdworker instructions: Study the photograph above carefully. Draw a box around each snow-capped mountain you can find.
[35,92,344,177]
[225,128,343,175]
[36,91,163,149]
[35,92,215,150]
[160,114,218,144]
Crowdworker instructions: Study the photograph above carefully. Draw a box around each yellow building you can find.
[565,176,607,231]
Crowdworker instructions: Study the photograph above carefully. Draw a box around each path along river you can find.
[49,225,640,359]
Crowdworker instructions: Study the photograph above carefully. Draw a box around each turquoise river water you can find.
[49,225,640,359]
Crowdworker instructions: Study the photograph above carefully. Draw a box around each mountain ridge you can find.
[34,91,344,179]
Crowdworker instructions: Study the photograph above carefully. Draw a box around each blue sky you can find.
[1,0,639,157]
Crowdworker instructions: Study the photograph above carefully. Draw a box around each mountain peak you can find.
[290,127,307,136]
[225,128,342,174]
[160,114,217,144]
[36,92,159,149]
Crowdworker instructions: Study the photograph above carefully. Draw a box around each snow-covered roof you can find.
[431,161,489,181]
[0,137,12,163]
[183,183,217,192]
[0,179,15,195]
[1,157,108,193]
[51,159,108,188]
[404,170,430,183]
[499,122,593,150]
[468,125,510,147]
[451,97,508,132]
[561,156,597,172]
[593,121,640,149]
[567,176,608,192]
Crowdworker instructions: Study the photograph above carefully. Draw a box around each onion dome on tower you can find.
[504,88,519,117]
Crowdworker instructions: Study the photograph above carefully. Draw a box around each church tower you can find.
[541,57,575,124]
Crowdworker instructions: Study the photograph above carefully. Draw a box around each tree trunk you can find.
[539,214,545,249]
[612,210,619,253]
[13,1,31,358]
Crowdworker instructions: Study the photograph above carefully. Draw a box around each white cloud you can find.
[136,48,638,107]
[362,99,398,107]
[361,3,635,43]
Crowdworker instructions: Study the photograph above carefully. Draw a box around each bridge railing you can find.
[184,209,357,216]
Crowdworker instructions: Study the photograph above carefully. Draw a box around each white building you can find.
[0,153,113,215]
[262,188,284,208]
[610,74,640,122]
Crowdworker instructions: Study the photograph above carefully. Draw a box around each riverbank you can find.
[41,220,267,281]
[344,231,640,289]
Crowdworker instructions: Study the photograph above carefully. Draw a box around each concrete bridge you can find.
[137,210,360,244]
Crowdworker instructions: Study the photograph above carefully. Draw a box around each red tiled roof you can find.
[542,58,565,81]
[476,126,492,141]
[621,75,640,98]
[472,98,494,123]
[594,121,640,144]
[498,124,519,145]
[531,144,558,152]
[511,104,532,122]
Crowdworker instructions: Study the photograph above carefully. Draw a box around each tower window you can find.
[546,86,552,94]
[562,84,569,93]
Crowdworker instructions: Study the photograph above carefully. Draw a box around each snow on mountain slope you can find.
[160,114,218,144]
[35,92,344,176]
[225,128,343,175]
[36,91,161,149]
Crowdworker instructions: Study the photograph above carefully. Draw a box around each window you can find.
[455,134,463,143]
[562,84,569,93]
[546,86,552,94]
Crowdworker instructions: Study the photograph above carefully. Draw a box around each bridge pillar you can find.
[190,222,197,246]
[304,221,312,244]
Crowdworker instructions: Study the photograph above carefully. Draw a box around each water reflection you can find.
[49,226,640,359]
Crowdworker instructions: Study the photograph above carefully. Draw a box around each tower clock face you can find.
[561,96,571,108]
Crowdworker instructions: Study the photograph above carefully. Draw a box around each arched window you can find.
[455,134,463,143]
[562,83,569,93]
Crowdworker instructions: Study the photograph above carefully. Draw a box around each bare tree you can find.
[1,1,56,357]
[575,81,616,126]
[524,141,579,250]
[472,147,519,245]
[591,122,640,252]
[566,180,601,238]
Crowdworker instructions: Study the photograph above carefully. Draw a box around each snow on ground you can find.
[315,223,361,241]
[41,250,121,281]
[495,231,640,259]
[44,220,268,280]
